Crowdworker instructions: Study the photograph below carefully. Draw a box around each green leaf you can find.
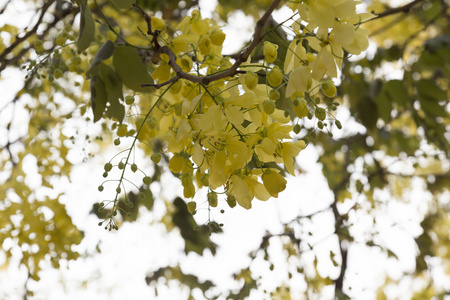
[90,76,108,122]
[113,45,154,93]
[110,0,136,9]
[97,63,125,122]
[87,40,115,77]
[98,63,123,101]
[417,79,447,117]
[386,80,408,106]
[172,197,222,255]
[77,3,95,53]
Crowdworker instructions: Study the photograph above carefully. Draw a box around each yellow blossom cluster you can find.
[119,1,371,210]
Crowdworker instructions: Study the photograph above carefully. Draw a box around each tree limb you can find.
[0,0,56,64]
[369,0,427,21]
[141,0,282,88]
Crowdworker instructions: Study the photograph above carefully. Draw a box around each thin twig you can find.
[368,0,427,21]
[0,0,56,63]
[141,0,282,88]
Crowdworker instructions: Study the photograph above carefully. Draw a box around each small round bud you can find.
[125,95,135,105]
[116,124,128,137]
[104,163,113,172]
[293,98,308,119]
[263,41,278,63]
[335,120,342,129]
[151,153,161,164]
[116,187,121,193]
[53,68,63,79]
[267,66,283,87]
[263,100,275,115]
[201,173,209,186]
[318,121,324,129]
[103,172,108,178]
[98,185,104,192]
[321,82,337,98]
[315,107,326,121]
[147,117,157,129]
[131,163,138,173]
[208,192,218,207]
[143,176,152,185]
[293,124,301,134]
[269,89,280,101]
[118,161,125,169]
[187,201,197,214]
[114,138,121,146]
[245,71,258,90]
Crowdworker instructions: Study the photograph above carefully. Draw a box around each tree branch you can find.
[0,0,56,65]
[141,0,282,88]
[369,0,427,21]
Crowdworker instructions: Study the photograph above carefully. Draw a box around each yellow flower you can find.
[199,36,211,55]
[228,175,253,209]
[169,155,184,173]
[280,141,305,175]
[151,17,165,31]
[285,66,310,98]
[210,30,226,46]
[208,150,228,189]
[262,170,287,198]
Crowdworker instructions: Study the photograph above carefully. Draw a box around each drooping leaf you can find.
[87,40,115,77]
[112,45,154,93]
[417,79,447,117]
[172,197,222,255]
[97,63,125,122]
[145,266,216,296]
[77,2,95,53]
[90,76,108,122]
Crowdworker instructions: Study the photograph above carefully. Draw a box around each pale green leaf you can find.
[113,45,154,93]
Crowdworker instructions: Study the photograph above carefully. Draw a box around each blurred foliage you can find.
[0,0,449,299]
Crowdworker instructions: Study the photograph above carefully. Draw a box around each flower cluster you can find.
[99,0,371,213]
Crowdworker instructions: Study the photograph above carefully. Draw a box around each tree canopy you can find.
[0,0,449,298]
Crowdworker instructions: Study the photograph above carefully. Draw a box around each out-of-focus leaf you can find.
[417,79,447,118]
[375,80,408,121]
[98,63,125,122]
[87,40,115,77]
[90,76,108,122]
[110,0,135,9]
[145,266,216,296]
[113,45,154,93]
[172,197,222,255]
[77,1,95,53]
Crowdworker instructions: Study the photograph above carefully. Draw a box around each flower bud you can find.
[263,41,278,63]
[245,71,258,90]
[151,17,165,31]
[267,66,283,87]
[210,30,226,46]
[293,98,308,118]
[321,82,337,98]
[263,100,275,114]
[199,36,211,55]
